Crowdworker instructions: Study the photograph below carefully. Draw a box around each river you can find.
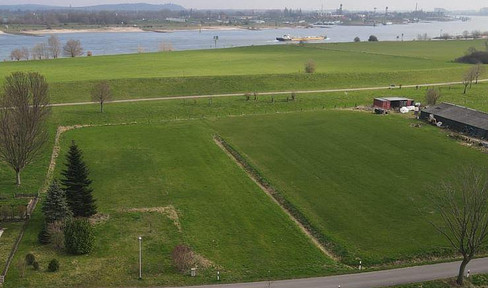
[1,16,488,60]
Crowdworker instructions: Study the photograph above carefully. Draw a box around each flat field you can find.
[211,110,488,264]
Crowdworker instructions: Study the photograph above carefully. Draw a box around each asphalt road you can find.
[50,79,488,108]
[166,258,488,288]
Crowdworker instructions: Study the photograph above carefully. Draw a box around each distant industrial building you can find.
[373,97,414,110]
[420,103,488,140]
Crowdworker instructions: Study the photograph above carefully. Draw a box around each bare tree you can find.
[10,49,23,61]
[47,35,61,59]
[21,47,30,60]
[90,81,112,113]
[0,72,50,185]
[31,43,49,60]
[425,88,441,105]
[63,39,83,57]
[473,63,485,84]
[462,68,476,94]
[428,167,488,285]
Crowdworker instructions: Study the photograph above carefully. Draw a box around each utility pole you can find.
[213,35,219,48]
[138,236,142,280]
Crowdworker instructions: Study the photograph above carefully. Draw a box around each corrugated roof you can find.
[422,103,488,130]
[374,97,414,102]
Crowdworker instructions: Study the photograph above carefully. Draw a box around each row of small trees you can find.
[10,36,84,61]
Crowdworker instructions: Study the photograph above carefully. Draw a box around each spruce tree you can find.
[42,180,72,223]
[61,141,97,217]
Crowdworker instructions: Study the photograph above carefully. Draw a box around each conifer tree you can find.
[61,141,96,217]
[42,180,72,223]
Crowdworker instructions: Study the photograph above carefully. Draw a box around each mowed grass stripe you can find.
[210,110,488,265]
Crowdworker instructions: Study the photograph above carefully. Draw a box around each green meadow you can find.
[0,40,485,103]
[0,40,488,286]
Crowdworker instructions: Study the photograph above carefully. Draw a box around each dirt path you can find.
[49,79,488,108]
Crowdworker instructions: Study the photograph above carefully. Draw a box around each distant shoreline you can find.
[5,26,258,35]
[1,25,312,36]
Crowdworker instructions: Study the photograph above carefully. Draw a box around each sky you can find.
[2,0,488,11]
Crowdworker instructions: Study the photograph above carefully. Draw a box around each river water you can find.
[1,16,488,60]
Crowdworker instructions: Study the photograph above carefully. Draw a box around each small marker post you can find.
[359,260,362,270]
[467,269,470,278]
[217,271,220,281]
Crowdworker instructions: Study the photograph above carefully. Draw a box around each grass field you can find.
[0,40,485,103]
[1,40,488,286]
[210,110,488,265]
[4,122,338,287]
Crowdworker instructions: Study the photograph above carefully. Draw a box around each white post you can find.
[138,236,142,279]
[217,270,220,281]
[467,269,470,278]
[359,260,362,270]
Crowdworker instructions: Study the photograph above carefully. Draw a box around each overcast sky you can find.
[3,0,488,11]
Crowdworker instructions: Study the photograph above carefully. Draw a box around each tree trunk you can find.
[16,170,21,186]
[100,103,103,113]
[457,257,470,285]
[464,85,468,94]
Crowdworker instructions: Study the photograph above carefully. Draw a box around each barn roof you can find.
[375,97,413,102]
[422,103,488,130]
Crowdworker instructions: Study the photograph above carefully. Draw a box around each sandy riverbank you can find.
[17,25,284,35]
[21,27,146,35]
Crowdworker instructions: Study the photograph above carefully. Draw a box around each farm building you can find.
[420,103,488,140]
[373,97,414,109]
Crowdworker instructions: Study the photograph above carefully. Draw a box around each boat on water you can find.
[276,34,326,42]
[276,34,293,41]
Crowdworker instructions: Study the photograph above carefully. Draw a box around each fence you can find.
[0,196,39,285]
[0,199,36,222]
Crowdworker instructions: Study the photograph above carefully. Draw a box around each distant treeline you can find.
[1,10,189,25]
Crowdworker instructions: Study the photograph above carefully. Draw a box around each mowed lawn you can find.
[5,122,337,287]
[210,110,488,265]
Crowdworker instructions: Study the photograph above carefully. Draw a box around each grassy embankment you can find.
[0,40,485,104]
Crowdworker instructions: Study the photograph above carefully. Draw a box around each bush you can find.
[48,259,59,272]
[64,218,94,255]
[425,88,442,105]
[48,221,65,250]
[38,224,50,245]
[25,253,35,265]
[354,37,360,42]
[171,244,195,273]
[455,51,488,64]
[304,60,316,74]
[368,35,378,42]
[32,261,39,271]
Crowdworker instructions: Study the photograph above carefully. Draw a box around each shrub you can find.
[32,261,40,271]
[368,35,378,42]
[64,218,94,255]
[48,259,59,272]
[171,244,195,273]
[48,221,65,250]
[455,51,488,64]
[304,60,316,74]
[354,36,360,42]
[25,253,35,265]
[38,224,50,245]
[425,88,442,105]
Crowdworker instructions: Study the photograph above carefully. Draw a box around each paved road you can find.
[50,79,488,108]
[166,258,488,288]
